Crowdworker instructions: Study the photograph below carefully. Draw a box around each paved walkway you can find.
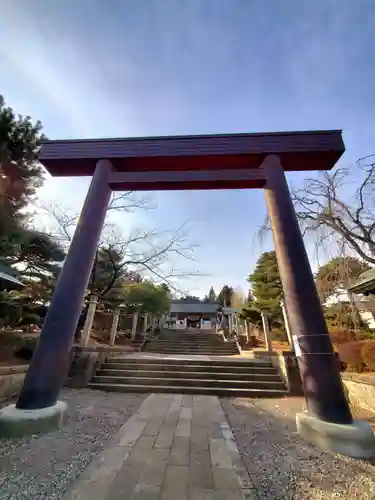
[63,394,257,500]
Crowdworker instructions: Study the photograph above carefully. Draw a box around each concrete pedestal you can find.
[296,412,375,459]
[0,401,67,437]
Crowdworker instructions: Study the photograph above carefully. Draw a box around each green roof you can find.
[349,268,375,295]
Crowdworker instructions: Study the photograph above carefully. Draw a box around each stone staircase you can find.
[142,329,240,356]
[89,356,287,397]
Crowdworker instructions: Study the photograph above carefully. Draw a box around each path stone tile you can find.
[154,395,181,448]
[209,438,233,469]
[190,432,209,451]
[182,394,193,407]
[133,484,161,500]
[189,489,217,500]
[216,433,253,489]
[206,424,223,438]
[240,489,259,500]
[119,418,148,447]
[189,489,254,500]
[175,418,191,438]
[169,437,190,465]
[180,406,193,419]
[189,450,214,489]
[138,448,170,487]
[127,436,156,468]
[154,425,176,449]
[62,445,131,500]
[161,463,189,500]
[212,468,241,489]
[161,488,187,500]
[142,416,165,436]
[164,464,189,489]
[104,464,142,500]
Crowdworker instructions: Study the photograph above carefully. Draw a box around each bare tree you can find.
[259,155,375,265]
[37,196,201,295]
[231,286,246,308]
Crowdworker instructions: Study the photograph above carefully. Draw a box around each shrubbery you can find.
[270,328,288,342]
[329,328,356,345]
[360,340,375,371]
[0,331,39,362]
[14,336,39,361]
[336,339,375,373]
[337,341,366,372]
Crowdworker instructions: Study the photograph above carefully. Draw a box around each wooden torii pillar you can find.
[17,160,113,410]
[263,155,351,423]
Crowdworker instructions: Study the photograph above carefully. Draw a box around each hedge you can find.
[361,340,375,371]
[337,341,367,372]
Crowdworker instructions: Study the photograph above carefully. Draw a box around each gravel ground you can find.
[221,397,375,500]
[0,389,146,500]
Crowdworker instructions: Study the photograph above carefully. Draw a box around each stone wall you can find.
[0,365,29,401]
[341,374,375,414]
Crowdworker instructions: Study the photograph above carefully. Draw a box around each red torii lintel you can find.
[39,129,345,188]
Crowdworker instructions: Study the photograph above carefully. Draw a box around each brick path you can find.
[62,393,257,500]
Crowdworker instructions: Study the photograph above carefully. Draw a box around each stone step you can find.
[96,368,281,381]
[142,351,237,358]
[144,344,238,352]
[159,338,225,345]
[153,347,234,350]
[145,341,233,346]
[147,338,227,342]
[91,375,286,390]
[106,358,272,368]
[144,344,239,349]
[88,382,287,397]
[142,348,239,356]
[103,362,275,374]
[143,347,238,352]
[159,341,225,344]
[159,338,225,343]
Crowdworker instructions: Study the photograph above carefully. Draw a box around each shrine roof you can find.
[170,303,239,314]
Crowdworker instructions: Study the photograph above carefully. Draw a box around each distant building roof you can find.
[170,302,239,314]
[0,263,24,289]
[349,268,375,295]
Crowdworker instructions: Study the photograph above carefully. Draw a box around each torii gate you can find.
[2,130,374,457]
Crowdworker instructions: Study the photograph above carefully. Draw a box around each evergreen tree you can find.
[0,95,44,241]
[315,256,370,302]
[248,251,283,327]
[160,283,171,293]
[217,285,234,307]
[203,286,217,304]
[208,286,217,303]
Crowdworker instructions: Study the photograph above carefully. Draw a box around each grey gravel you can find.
[221,396,375,500]
[0,389,146,500]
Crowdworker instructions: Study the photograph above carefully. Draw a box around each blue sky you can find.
[1,0,375,296]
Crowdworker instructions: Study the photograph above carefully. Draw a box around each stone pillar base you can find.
[296,412,375,459]
[0,401,67,437]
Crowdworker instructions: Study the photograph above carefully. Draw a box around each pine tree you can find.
[248,251,283,327]
[205,286,217,303]
[0,95,44,241]
[217,285,233,307]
